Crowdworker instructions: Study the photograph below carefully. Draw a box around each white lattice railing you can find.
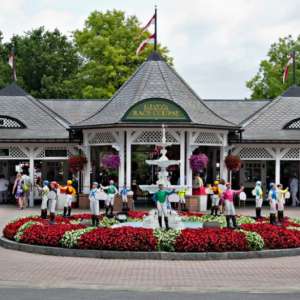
[194,132,223,145]
[88,131,117,145]
[132,131,179,144]
[238,147,274,160]
[8,146,28,158]
[282,148,300,160]
[233,146,300,161]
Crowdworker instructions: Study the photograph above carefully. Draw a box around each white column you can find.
[180,132,185,186]
[82,145,91,194]
[82,131,91,194]
[212,148,217,180]
[118,131,125,188]
[29,155,34,208]
[126,131,132,187]
[275,149,281,184]
[186,131,193,193]
[219,146,228,182]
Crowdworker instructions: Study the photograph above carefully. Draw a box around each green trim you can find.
[122,98,191,122]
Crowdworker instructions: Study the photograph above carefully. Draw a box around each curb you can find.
[1,236,300,260]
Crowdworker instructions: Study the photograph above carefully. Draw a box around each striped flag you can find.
[136,33,155,56]
[8,48,17,81]
[283,54,294,83]
[141,14,155,33]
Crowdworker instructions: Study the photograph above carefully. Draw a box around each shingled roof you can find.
[0,83,70,141]
[204,99,270,125]
[41,99,107,124]
[72,52,239,129]
[242,86,300,142]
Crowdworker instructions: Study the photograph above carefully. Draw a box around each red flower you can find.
[225,155,241,171]
[178,211,205,217]
[19,223,85,247]
[78,227,157,251]
[175,228,248,252]
[241,223,300,249]
[127,211,149,219]
[3,216,44,240]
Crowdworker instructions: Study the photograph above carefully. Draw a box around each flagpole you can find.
[13,49,16,82]
[154,6,157,51]
[292,50,296,85]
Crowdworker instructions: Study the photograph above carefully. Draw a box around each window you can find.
[45,149,67,157]
[0,116,25,128]
[244,162,262,183]
[284,118,300,129]
[0,149,9,157]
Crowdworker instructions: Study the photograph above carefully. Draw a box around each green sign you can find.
[122,98,190,122]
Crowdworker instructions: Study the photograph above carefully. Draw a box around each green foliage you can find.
[72,9,173,99]
[61,227,94,248]
[237,216,256,225]
[247,35,300,99]
[241,230,264,251]
[291,217,300,225]
[100,216,119,227]
[0,10,173,99]
[0,31,12,89]
[7,27,81,98]
[182,215,227,227]
[14,221,41,242]
[154,228,180,252]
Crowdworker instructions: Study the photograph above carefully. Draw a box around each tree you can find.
[7,27,81,98]
[247,35,300,99]
[72,9,173,99]
[0,32,12,89]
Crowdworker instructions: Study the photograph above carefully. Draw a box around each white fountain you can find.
[139,124,181,194]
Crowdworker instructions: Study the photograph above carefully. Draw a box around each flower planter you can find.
[3,213,300,254]
[186,195,199,212]
[113,195,135,212]
[78,193,90,209]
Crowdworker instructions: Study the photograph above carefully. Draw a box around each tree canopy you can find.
[247,35,300,99]
[3,27,81,98]
[0,10,173,99]
[71,10,172,99]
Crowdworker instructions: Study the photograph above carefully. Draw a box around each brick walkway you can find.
[1,205,300,292]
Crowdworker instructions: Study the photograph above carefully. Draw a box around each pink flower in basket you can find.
[189,154,208,172]
[101,154,120,169]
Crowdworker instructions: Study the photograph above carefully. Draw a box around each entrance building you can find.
[1,52,300,205]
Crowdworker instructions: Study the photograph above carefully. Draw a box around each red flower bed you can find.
[78,227,157,251]
[3,216,43,240]
[281,218,300,228]
[71,213,92,220]
[19,223,85,247]
[241,223,300,249]
[127,211,149,219]
[175,228,248,252]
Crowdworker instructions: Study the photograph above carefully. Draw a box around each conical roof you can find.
[0,82,29,96]
[281,84,300,97]
[73,52,238,129]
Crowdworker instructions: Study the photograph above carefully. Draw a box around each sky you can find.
[1,0,300,99]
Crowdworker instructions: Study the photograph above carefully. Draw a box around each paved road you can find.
[0,205,300,296]
[0,289,300,300]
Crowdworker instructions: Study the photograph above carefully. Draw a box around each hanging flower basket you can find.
[101,154,120,170]
[189,153,208,172]
[68,155,87,173]
[225,155,241,171]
